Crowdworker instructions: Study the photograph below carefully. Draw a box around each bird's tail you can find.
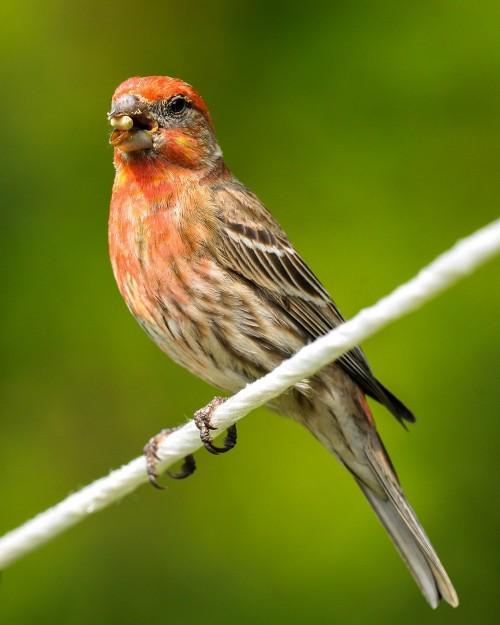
[357,443,459,609]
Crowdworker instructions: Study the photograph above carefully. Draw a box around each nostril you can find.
[109,94,141,118]
[107,94,158,133]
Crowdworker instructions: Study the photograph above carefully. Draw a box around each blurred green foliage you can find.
[0,1,498,624]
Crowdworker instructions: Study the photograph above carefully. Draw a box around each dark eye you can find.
[167,95,189,116]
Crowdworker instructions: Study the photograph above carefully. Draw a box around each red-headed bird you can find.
[108,75,458,608]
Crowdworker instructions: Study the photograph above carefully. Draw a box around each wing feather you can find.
[212,182,415,424]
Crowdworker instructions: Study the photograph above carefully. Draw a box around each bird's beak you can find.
[108,95,158,152]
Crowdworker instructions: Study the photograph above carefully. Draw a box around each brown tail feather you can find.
[358,446,459,608]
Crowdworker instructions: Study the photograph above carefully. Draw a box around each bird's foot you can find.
[144,428,196,489]
[194,396,237,455]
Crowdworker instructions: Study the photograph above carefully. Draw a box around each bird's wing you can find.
[211,181,414,424]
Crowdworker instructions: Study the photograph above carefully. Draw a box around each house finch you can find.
[108,75,458,608]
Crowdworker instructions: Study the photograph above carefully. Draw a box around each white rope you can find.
[1,219,499,570]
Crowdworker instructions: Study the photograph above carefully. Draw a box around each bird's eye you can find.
[167,95,189,116]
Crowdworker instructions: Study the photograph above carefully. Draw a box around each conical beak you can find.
[108,95,157,152]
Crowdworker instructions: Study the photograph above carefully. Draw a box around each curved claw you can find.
[194,397,238,455]
[167,454,196,479]
[144,428,196,488]
[201,423,237,455]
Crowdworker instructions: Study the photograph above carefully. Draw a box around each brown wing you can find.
[212,180,414,425]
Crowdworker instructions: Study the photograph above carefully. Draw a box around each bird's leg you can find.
[194,396,237,455]
[143,428,196,489]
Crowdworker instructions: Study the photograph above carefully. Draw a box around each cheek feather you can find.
[162,130,204,167]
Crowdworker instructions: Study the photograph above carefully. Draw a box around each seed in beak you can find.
[110,115,134,130]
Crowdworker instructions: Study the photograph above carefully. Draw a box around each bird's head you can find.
[108,76,222,169]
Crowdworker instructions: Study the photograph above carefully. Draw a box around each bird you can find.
[107,75,458,608]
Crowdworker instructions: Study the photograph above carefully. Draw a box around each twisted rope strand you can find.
[0,219,498,570]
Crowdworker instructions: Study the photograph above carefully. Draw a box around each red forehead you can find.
[113,76,210,120]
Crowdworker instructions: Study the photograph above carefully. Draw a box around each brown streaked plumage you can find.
[108,75,458,608]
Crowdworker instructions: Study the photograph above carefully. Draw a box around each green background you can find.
[0,2,498,624]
